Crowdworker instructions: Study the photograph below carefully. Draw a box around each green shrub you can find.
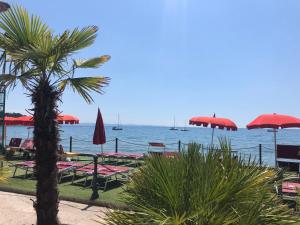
[105,140,300,225]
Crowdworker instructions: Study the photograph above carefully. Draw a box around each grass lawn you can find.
[0,157,133,208]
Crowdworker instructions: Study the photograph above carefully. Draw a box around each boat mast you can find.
[173,117,176,128]
[117,113,120,128]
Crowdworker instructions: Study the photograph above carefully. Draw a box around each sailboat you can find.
[112,114,123,131]
[169,117,178,130]
[181,121,189,131]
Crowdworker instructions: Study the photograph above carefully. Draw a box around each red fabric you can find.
[247,113,300,129]
[5,116,33,126]
[189,116,238,131]
[5,114,79,126]
[282,182,300,194]
[57,114,79,124]
[93,108,106,145]
[148,142,166,147]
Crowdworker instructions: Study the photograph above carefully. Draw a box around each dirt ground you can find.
[0,191,108,225]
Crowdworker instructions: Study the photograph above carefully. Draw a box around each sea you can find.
[5,124,300,166]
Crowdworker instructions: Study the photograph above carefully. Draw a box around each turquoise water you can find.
[5,124,300,166]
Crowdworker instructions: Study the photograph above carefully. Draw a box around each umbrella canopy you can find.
[189,116,238,131]
[189,115,237,145]
[247,113,300,166]
[4,114,79,126]
[5,116,33,126]
[93,109,106,145]
[247,113,300,129]
[57,114,79,124]
[4,117,18,125]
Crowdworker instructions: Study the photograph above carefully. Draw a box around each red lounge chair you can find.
[72,164,133,191]
[97,152,144,166]
[5,138,22,155]
[13,161,35,177]
[98,152,143,160]
[56,161,84,182]
[13,161,84,182]
[20,139,35,158]
[282,181,300,194]
[20,139,34,150]
[147,142,178,158]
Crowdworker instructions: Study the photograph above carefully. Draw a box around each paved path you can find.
[0,191,108,225]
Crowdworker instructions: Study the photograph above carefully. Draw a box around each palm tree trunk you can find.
[32,80,60,225]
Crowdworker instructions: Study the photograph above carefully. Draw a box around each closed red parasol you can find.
[93,108,106,149]
[189,114,238,144]
[247,113,300,166]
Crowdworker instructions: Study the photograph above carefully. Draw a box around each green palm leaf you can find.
[58,76,110,103]
[0,6,49,54]
[74,55,111,68]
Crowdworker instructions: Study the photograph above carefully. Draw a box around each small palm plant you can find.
[105,140,300,225]
[0,6,110,225]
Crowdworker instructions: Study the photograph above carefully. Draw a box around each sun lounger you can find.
[20,139,34,151]
[72,164,133,191]
[97,152,144,166]
[13,161,35,178]
[56,161,86,182]
[5,138,22,155]
[13,161,84,182]
[19,139,35,159]
[147,142,179,158]
[98,152,143,159]
[282,181,300,194]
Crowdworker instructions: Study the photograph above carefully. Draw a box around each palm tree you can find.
[0,6,110,225]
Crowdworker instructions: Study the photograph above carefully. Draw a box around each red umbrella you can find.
[5,116,34,126]
[93,109,106,151]
[247,113,300,165]
[4,117,17,125]
[5,114,79,126]
[247,113,300,129]
[17,116,33,126]
[57,114,79,124]
[189,114,238,144]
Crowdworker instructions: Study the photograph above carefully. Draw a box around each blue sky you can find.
[5,0,300,127]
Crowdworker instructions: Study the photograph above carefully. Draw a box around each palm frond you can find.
[65,26,98,52]
[105,140,300,225]
[73,55,110,68]
[0,74,17,89]
[0,68,39,90]
[58,76,110,103]
[0,6,49,54]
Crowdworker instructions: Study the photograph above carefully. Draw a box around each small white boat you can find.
[169,117,178,131]
[181,121,189,131]
[112,114,123,131]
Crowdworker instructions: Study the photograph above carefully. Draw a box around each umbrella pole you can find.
[211,128,215,146]
[101,144,103,153]
[274,128,277,167]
